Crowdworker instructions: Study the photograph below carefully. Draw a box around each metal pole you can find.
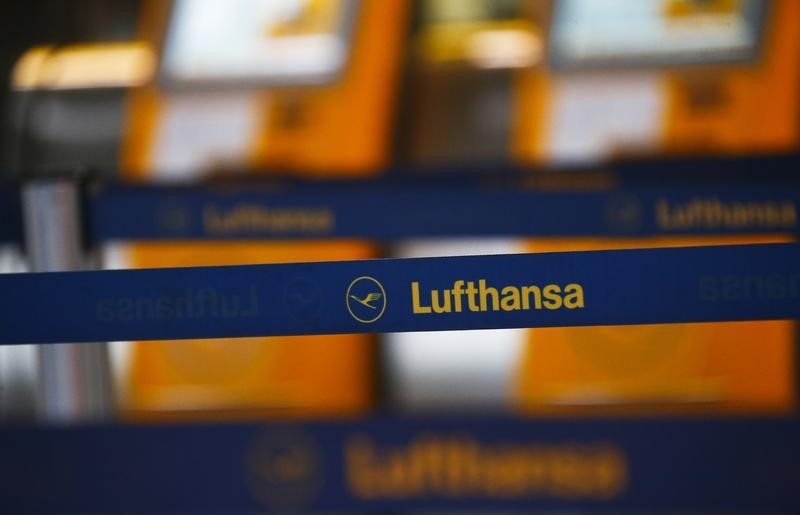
[22,179,113,422]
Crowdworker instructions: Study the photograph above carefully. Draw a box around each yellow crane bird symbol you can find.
[349,292,383,309]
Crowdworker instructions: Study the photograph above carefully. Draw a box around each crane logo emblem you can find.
[346,276,387,323]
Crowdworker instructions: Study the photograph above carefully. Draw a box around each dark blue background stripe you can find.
[88,181,800,241]
[0,182,21,244]
[1,243,798,345]
[1,417,798,513]
[87,154,800,242]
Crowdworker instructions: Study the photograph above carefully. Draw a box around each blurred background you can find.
[0,0,798,436]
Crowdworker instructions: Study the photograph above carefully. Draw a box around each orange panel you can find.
[252,0,411,175]
[120,240,377,420]
[664,0,800,154]
[513,0,800,163]
[515,235,796,416]
[121,0,410,179]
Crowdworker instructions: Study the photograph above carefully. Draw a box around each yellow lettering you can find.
[203,206,224,232]
[431,290,451,314]
[542,284,562,309]
[346,436,378,499]
[466,281,480,311]
[411,280,585,314]
[655,199,671,229]
[411,282,431,314]
[346,436,626,501]
[479,279,499,311]
[563,283,585,309]
[500,286,521,311]
[522,285,542,310]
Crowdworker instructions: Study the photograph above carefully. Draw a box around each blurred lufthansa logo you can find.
[156,199,192,234]
[604,194,644,234]
[346,276,386,323]
[245,427,324,512]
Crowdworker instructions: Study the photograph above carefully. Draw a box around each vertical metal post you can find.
[22,179,113,422]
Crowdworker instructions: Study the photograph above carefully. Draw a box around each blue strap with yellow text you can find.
[88,154,800,241]
[1,242,798,345]
[89,181,800,241]
[1,417,799,513]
